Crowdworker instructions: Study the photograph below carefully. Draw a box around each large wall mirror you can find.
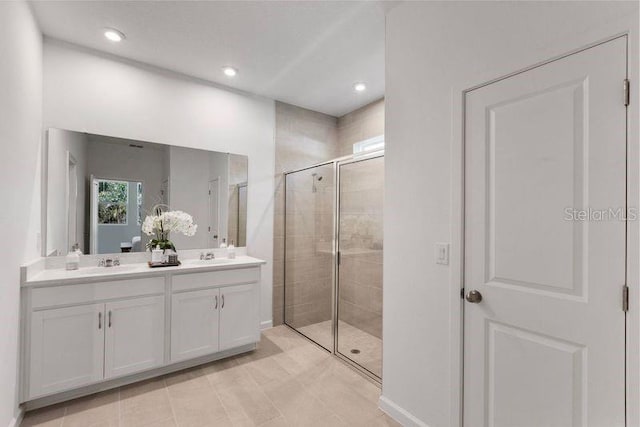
[45,128,248,256]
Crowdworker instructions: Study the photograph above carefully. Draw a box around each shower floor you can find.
[297,320,382,378]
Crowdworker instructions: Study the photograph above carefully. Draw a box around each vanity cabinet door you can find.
[171,288,220,362]
[219,284,259,351]
[104,296,165,379]
[29,303,105,398]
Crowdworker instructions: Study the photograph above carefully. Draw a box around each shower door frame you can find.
[283,159,338,353]
[282,150,384,384]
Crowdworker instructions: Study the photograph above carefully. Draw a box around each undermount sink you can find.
[182,258,235,265]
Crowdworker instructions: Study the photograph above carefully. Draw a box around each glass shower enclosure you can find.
[283,151,384,380]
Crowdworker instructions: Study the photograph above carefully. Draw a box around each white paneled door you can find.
[464,37,627,427]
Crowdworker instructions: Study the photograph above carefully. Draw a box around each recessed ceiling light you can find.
[223,66,238,77]
[104,28,125,42]
[353,82,367,92]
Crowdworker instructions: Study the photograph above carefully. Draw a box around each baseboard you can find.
[8,407,24,427]
[260,320,273,330]
[378,395,430,427]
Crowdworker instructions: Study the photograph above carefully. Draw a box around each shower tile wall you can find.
[337,98,385,156]
[337,99,385,341]
[284,165,335,337]
[273,99,385,328]
[273,102,338,326]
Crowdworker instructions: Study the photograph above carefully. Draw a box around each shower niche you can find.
[283,152,384,380]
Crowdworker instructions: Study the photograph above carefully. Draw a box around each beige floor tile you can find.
[164,366,211,396]
[215,382,282,426]
[242,356,293,388]
[139,417,177,427]
[119,378,174,427]
[305,369,381,426]
[262,377,345,427]
[20,326,390,427]
[349,412,403,427]
[261,326,312,351]
[168,385,228,427]
[202,357,245,385]
[62,390,119,427]
[255,416,290,427]
[20,404,66,427]
[299,320,382,378]
[239,335,285,362]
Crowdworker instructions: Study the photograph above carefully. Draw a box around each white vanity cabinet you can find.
[171,288,221,361]
[29,303,105,397]
[219,283,260,351]
[104,295,165,379]
[21,257,264,407]
[29,296,165,397]
[27,277,166,399]
[170,268,260,362]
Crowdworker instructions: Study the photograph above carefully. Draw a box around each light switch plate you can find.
[435,243,449,265]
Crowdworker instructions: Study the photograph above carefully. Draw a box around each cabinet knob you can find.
[98,312,102,329]
[221,294,225,309]
[214,295,218,309]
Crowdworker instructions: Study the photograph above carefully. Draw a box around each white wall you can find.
[383,2,639,426]
[46,128,87,256]
[43,39,276,328]
[0,2,42,426]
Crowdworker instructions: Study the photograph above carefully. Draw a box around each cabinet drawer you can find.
[172,267,260,292]
[31,277,165,309]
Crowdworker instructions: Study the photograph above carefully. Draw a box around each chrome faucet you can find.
[98,257,120,267]
[200,252,215,260]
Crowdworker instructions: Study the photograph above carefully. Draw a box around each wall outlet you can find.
[435,243,449,265]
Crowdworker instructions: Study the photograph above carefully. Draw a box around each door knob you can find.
[465,290,483,303]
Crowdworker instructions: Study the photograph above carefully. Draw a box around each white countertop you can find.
[23,256,266,287]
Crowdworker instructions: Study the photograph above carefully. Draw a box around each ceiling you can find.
[30,1,390,117]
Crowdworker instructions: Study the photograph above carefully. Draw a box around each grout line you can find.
[59,405,68,427]
[204,360,253,424]
[239,357,285,423]
[162,378,179,427]
[117,388,122,427]
[248,334,342,427]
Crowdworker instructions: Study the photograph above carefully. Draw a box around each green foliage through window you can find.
[98,180,128,224]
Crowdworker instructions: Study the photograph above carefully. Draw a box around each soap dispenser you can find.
[152,245,163,264]
[65,243,80,271]
[219,238,227,249]
[227,240,236,259]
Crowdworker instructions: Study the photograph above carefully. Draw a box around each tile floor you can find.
[297,321,382,378]
[21,326,398,427]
